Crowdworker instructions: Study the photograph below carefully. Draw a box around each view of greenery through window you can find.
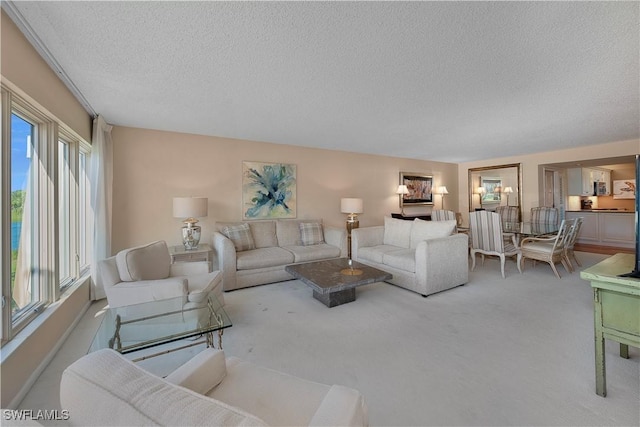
[11,113,33,313]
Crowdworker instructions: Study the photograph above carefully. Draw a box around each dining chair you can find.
[519,218,574,279]
[432,210,456,221]
[495,206,520,223]
[530,207,559,225]
[468,211,522,279]
[563,217,584,272]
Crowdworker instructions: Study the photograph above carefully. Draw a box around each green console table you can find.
[580,253,640,397]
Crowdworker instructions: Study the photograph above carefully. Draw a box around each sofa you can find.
[60,348,368,426]
[99,240,223,309]
[351,216,469,297]
[212,219,346,291]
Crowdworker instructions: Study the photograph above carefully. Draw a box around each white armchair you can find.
[98,240,223,308]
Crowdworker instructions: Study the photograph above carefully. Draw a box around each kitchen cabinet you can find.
[567,167,611,196]
[565,211,635,249]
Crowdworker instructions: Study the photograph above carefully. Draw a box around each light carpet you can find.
[18,252,640,426]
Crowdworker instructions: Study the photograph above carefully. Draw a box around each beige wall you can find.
[458,139,639,223]
[1,11,91,141]
[111,126,459,252]
[1,10,93,408]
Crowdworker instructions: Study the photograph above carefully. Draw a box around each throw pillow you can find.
[299,222,324,246]
[221,223,256,252]
[383,216,413,248]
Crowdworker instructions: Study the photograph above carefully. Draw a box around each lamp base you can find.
[345,218,359,259]
[181,225,201,250]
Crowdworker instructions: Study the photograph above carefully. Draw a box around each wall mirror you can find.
[468,163,522,218]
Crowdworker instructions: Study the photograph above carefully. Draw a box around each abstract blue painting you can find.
[242,162,297,219]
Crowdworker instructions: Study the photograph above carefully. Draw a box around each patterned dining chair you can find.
[468,211,522,279]
[431,210,456,221]
[495,206,520,223]
[520,218,574,278]
[530,207,559,225]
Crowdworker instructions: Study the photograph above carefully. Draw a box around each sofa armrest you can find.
[170,261,210,276]
[212,231,238,291]
[415,233,469,292]
[351,226,384,260]
[309,385,368,427]
[105,278,187,308]
[323,225,347,257]
[165,348,227,395]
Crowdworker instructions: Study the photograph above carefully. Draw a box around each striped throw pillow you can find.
[221,223,256,252]
[299,222,324,246]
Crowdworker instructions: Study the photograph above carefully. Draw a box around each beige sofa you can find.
[352,217,469,297]
[61,348,368,426]
[212,219,346,291]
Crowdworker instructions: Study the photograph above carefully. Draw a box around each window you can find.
[2,84,91,342]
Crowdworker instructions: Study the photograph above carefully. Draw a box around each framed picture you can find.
[480,177,502,204]
[613,179,636,199]
[399,172,433,206]
[242,161,297,219]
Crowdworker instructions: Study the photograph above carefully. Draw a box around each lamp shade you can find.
[503,186,514,194]
[173,197,208,218]
[340,198,363,214]
[437,186,449,195]
[396,185,410,195]
[476,187,486,195]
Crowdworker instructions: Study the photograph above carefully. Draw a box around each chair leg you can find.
[471,251,477,271]
[516,253,522,274]
[571,250,582,267]
[548,261,561,279]
[500,254,506,279]
[561,257,572,274]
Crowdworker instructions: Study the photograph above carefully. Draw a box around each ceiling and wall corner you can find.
[2,1,638,163]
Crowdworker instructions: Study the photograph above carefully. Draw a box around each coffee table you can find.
[285,258,392,307]
[89,294,231,362]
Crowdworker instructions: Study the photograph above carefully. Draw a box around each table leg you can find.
[620,343,629,359]
[594,289,607,397]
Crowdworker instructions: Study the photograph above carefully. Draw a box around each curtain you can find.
[89,115,113,300]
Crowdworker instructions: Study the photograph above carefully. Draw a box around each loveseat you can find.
[212,219,346,291]
[60,348,368,426]
[351,217,469,297]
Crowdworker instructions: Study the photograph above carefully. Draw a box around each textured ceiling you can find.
[6,1,639,163]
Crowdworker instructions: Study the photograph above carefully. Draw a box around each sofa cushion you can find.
[410,219,457,248]
[116,240,171,282]
[165,348,227,395]
[236,247,295,270]
[277,219,322,246]
[283,243,341,263]
[358,245,405,264]
[221,223,256,252]
[383,248,416,272]
[383,216,413,248]
[299,222,324,246]
[248,221,278,248]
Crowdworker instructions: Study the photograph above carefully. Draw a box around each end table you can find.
[169,243,214,272]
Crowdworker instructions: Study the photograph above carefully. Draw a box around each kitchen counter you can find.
[565,211,635,249]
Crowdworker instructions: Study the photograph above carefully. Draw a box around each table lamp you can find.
[437,186,449,210]
[396,185,409,215]
[173,197,208,250]
[341,198,363,259]
[503,186,513,206]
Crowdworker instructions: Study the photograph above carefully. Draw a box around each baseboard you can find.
[574,243,635,255]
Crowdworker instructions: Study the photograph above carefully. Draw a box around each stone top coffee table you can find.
[285,258,392,307]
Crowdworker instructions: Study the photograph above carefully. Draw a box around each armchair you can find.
[98,240,223,309]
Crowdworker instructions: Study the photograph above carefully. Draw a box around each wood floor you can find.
[574,243,635,255]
